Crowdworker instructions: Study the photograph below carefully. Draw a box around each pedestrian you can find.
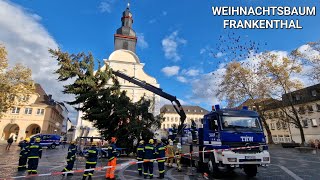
[27,137,42,174]
[136,140,145,176]
[165,139,174,167]
[18,138,30,171]
[175,143,182,172]
[62,141,77,176]
[106,137,118,180]
[62,137,67,148]
[6,135,14,150]
[82,141,98,180]
[143,139,155,179]
[155,139,166,179]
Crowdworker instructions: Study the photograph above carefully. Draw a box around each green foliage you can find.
[50,49,161,152]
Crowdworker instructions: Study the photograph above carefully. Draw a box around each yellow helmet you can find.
[70,141,76,144]
[157,139,162,143]
[149,139,154,144]
[35,138,41,142]
[25,138,30,142]
[91,141,97,146]
[139,140,144,144]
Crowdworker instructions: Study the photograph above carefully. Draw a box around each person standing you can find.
[143,139,155,179]
[165,139,174,167]
[27,138,42,174]
[82,141,98,180]
[6,136,14,150]
[175,143,182,172]
[18,138,30,171]
[106,137,118,180]
[62,141,77,176]
[136,140,145,176]
[155,139,166,179]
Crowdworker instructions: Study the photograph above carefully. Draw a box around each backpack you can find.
[7,137,13,143]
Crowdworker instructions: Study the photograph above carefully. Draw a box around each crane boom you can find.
[112,70,187,134]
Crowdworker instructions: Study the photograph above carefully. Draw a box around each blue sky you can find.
[1,0,320,121]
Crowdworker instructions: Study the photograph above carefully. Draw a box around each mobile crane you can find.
[112,70,186,137]
[112,70,270,178]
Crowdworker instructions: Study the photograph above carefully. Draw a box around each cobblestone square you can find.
[1,143,320,180]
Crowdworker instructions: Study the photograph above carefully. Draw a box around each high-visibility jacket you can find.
[143,143,155,160]
[19,141,29,157]
[107,143,118,161]
[27,142,42,159]
[165,144,174,157]
[86,146,98,163]
[155,144,166,158]
[67,144,77,162]
[136,144,145,159]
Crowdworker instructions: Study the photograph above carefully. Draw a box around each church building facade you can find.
[75,5,160,139]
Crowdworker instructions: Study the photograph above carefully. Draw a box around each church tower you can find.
[114,3,137,53]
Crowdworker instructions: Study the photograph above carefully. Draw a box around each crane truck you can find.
[112,70,270,177]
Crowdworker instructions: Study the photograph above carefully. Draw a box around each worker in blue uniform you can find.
[82,141,98,180]
[143,139,156,179]
[136,140,145,176]
[62,141,77,176]
[155,139,166,179]
[18,138,30,171]
[27,137,42,174]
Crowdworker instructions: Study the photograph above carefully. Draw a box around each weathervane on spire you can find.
[127,0,130,8]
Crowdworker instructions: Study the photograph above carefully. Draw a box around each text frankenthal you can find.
[212,6,316,29]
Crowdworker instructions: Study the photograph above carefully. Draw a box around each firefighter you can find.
[62,141,77,176]
[155,139,166,179]
[175,143,182,172]
[27,137,42,174]
[106,137,118,180]
[82,142,98,180]
[136,140,145,176]
[165,139,174,167]
[18,138,30,171]
[143,139,155,179]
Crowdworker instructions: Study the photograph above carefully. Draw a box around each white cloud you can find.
[215,52,225,58]
[183,69,200,77]
[176,76,187,83]
[200,48,206,55]
[0,1,77,123]
[162,31,187,61]
[98,0,114,13]
[136,32,148,49]
[161,66,180,77]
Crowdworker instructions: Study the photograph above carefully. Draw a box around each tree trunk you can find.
[260,116,274,144]
[255,105,274,144]
[297,123,306,145]
[290,104,306,144]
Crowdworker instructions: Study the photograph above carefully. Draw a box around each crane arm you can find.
[112,70,187,133]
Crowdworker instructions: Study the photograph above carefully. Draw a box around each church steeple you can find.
[114,4,137,53]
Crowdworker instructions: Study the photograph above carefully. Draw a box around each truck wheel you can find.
[244,165,257,177]
[207,154,221,178]
[50,144,56,149]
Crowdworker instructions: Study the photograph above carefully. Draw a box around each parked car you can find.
[30,134,61,149]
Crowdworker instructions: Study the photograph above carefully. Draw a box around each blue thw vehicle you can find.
[182,105,270,177]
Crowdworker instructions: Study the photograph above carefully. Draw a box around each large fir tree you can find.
[50,49,161,152]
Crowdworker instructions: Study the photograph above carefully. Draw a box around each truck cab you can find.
[189,106,270,177]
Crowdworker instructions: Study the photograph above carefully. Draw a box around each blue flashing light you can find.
[215,104,220,110]
[242,106,248,110]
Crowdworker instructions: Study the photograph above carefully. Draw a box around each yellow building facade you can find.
[0,84,64,142]
[160,105,209,129]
